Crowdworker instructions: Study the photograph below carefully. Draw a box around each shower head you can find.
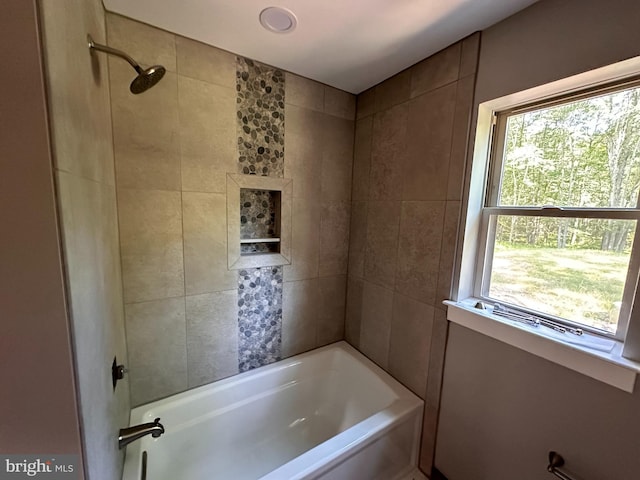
[130,65,166,94]
[87,34,166,94]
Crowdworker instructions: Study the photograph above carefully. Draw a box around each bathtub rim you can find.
[259,396,422,480]
[122,341,424,480]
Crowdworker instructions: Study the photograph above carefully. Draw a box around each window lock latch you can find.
[492,303,583,336]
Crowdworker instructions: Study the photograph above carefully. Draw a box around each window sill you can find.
[444,299,640,393]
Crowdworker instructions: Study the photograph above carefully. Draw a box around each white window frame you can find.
[451,56,640,393]
[475,84,640,341]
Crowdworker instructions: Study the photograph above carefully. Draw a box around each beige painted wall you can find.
[347,34,480,474]
[437,0,640,479]
[106,14,355,406]
[0,0,83,462]
[38,0,131,478]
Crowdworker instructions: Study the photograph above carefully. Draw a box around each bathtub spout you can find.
[118,418,165,449]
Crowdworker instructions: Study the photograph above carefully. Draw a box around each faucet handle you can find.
[153,417,161,424]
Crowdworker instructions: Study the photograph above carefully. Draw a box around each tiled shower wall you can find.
[39,1,131,478]
[107,14,355,406]
[346,34,479,473]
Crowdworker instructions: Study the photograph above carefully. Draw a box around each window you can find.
[450,57,640,392]
[477,82,640,340]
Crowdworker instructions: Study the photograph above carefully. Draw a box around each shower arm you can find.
[87,35,143,73]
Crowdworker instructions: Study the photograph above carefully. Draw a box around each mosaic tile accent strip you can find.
[240,189,278,239]
[236,57,285,177]
[238,267,283,371]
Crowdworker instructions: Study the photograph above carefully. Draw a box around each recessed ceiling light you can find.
[259,7,297,34]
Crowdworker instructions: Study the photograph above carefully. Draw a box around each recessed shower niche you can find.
[240,189,281,255]
[227,174,292,269]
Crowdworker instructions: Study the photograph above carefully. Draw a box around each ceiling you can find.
[103,0,538,94]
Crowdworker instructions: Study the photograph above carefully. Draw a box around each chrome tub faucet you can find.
[118,418,165,449]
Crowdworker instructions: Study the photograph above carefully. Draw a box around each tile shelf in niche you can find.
[227,174,292,270]
[240,238,281,243]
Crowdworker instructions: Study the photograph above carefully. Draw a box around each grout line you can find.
[359,114,374,286]
[234,56,243,373]
[443,79,460,205]
[174,41,190,389]
[431,79,461,305]
[104,24,136,409]
[173,32,179,76]
[183,294,189,387]
[53,167,112,187]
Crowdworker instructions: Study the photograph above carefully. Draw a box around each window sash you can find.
[484,206,640,219]
[499,74,640,119]
[487,92,640,211]
[456,56,640,367]
[475,208,640,340]
[478,79,640,341]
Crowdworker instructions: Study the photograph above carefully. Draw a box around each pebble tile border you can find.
[240,189,278,240]
[237,267,283,372]
[236,57,285,177]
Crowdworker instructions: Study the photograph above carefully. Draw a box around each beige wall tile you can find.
[321,115,354,201]
[459,32,481,79]
[285,72,324,111]
[176,36,235,87]
[347,201,369,279]
[364,201,401,290]
[419,308,449,474]
[110,63,181,191]
[55,171,129,477]
[448,75,475,200]
[375,69,411,112]
[186,291,238,388]
[284,198,320,281]
[282,279,320,357]
[57,172,128,384]
[40,3,127,477]
[40,2,115,185]
[125,297,187,406]
[359,281,394,369]
[352,116,373,201]
[410,42,461,98]
[345,277,364,347]
[370,103,407,201]
[106,13,176,72]
[318,275,347,346]
[436,201,461,305]
[319,201,351,277]
[284,104,323,199]
[183,192,237,294]
[356,88,376,119]
[324,85,356,119]
[388,293,435,398]
[403,83,457,201]
[178,76,236,193]
[118,188,184,303]
[396,201,445,305]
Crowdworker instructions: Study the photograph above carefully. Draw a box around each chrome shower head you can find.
[130,65,166,94]
[87,34,165,94]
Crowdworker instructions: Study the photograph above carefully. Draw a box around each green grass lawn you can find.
[489,243,630,333]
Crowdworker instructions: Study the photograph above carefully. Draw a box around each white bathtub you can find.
[122,342,424,480]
